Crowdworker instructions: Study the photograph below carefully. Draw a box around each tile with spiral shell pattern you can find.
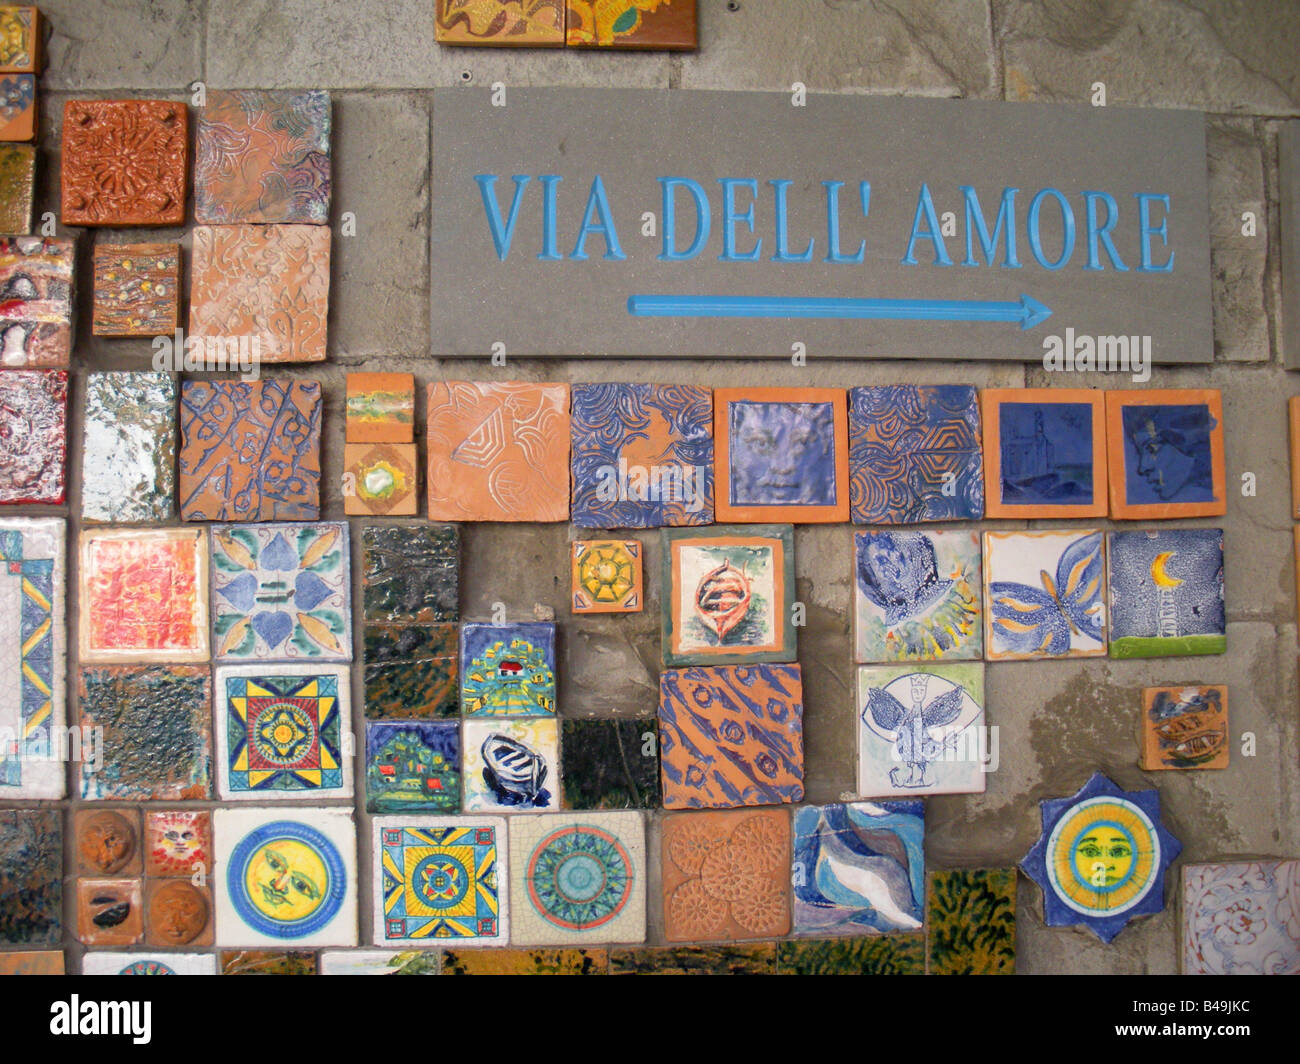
[926,867,1016,974]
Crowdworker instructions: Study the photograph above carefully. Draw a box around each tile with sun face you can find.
[1182,860,1300,975]
[1106,390,1226,519]
[571,539,643,613]
[1141,685,1229,771]
[144,810,211,879]
[460,622,556,717]
[1107,529,1224,659]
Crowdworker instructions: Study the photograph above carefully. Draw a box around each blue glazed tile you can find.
[997,401,1094,506]
[460,622,556,716]
[1107,528,1224,659]
[1120,404,1218,506]
[366,722,460,814]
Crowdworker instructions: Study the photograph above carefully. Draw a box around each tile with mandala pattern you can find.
[463,717,559,812]
[92,243,180,337]
[435,0,565,45]
[366,722,459,813]
[0,74,34,140]
[82,371,176,523]
[776,935,926,975]
[78,528,208,663]
[560,718,659,810]
[1182,860,1300,975]
[441,948,607,975]
[0,370,65,504]
[926,867,1017,975]
[319,950,441,975]
[60,99,187,225]
[0,808,61,945]
[0,237,73,368]
[0,7,41,73]
[179,379,322,522]
[566,0,696,48]
[211,523,350,663]
[220,950,318,976]
[82,952,217,976]
[194,89,330,225]
[144,810,211,879]
[0,143,34,231]
[364,624,458,720]
[461,622,556,717]
[609,943,776,975]
[189,224,330,364]
[0,951,63,974]
[571,539,643,613]
[362,524,459,624]
[346,373,415,443]
[345,443,419,516]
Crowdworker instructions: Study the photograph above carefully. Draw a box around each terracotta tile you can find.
[75,808,142,876]
[344,442,419,516]
[0,808,61,945]
[82,371,176,523]
[426,381,569,522]
[346,372,414,443]
[77,878,143,947]
[0,7,42,73]
[662,808,790,942]
[462,717,558,812]
[143,879,213,948]
[365,722,459,813]
[441,948,607,975]
[1140,684,1229,770]
[319,950,440,975]
[572,539,643,613]
[0,237,74,367]
[435,0,565,46]
[776,935,925,975]
[1183,860,1300,974]
[189,224,330,364]
[83,952,216,976]
[0,74,34,140]
[0,142,34,231]
[194,89,330,225]
[220,949,318,975]
[1108,528,1224,659]
[714,387,849,523]
[60,99,187,225]
[91,243,180,337]
[566,0,696,49]
[610,942,775,975]
[0,371,65,504]
[78,665,212,800]
[659,663,804,810]
[143,809,211,879]
[364,623,459,719]
[361,524,459,624]
[926,867,1017,975]
[560,718,659,810]
[461,621,556,716]
[981,388,1108,519]
[78,528,209,663]
[1291,397,1300,518]
[179,379,322,522]
[0,951,62,974]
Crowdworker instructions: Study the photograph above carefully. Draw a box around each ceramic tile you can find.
[981,388,1108,518]
[440,948,607,975]
[0,142,34,231]
[346,373,415,443]
[776,935,926,975]
[1020,772,1181,943]
[194,90,330,225]
[0,74,34,140]
[791,802,924,936]
[0,7,41,72]
[366,722,459,813]
[983,530,1107,661]
[1107,528,1225,659]
[373,816,507,945]
[363,623,459,719]
[214,807,358,948]
[220,949,318,975]
[1291,397,1300,519]
[144,810,211,879]
[426,381,570,522]
[77,878,143,947]
[510,811,646,946]
[216,664,354,801]
[75,809,141,876]
[344,442,419,516]
[0,950,62,974]
[926,867,1017,975]
[81,371,176,523]
[854,529,982,663]
[571,539,643,613]
[82,952,216,976]
[0,808,61,945]
[462,717,559,812]
[91,243,181,337]
[211,522,351,662]
[435,0,565,45]
[78,665,212,800]
[319,950,440,975]
[659,663,804,810]
[661,525,796,667]
[1140,684,1229,770]
[179,379,322,522]
[560,718,659,810]
[60,99,187,225]
[714,387,849,523]
[361,524,459,624]
[849,385,984,524]
[1182,860,1300,975]
[189,225,330,364]
[144,878,213,948]
[566,0,696,48]
[662,807,790,942]
[610,942,777,975]
[0,238,72,368]
[0,370,65,503]
[856,663,987,798]
[460,622,556,716]
[78,528,208,663]
[0,518,66,800]
[570,383,713,528]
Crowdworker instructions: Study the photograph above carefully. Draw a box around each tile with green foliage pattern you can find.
[777,935,924,975]
[926,867,1016,975]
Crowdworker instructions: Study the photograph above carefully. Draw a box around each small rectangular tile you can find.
[440,948,607,975]
[345,442,419,515]
[609,942,776,975]
[1141,684,1229,770]
[462,717,559,812]
[0,74,35,140]
[566,0,696,49]
[75,809,141,876]
[0,238,73,367]
[0,7,42,73]
[1108,528,1225,659]
[1290,397,1300,519]
[0,142,34,231]
[82,371,176,523]
[366,722,459,813]
[82,952,216,976]
[364,623,459,719]
[92,243,181,337]
[0,808,61,945]
[926,867,1017,975]
[362,524,459,624]
[347,372,414,443]
[560,718,659,810]
[0,950,62,974]
[1183,860,1300,975]
[435,0,565,46]
[461,621,556,716]
[572,539,643,612]
[77,878,143,946]
[319,950,440,975]
[220,949,318,976]
[143,810,211,879]
[776,935,925,975]
[0,370,66,503]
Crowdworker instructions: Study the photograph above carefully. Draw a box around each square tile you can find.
[570,383,713,527]
[144,878,213,948]
[0,7,41,72]
[1106,389,1226,519]
[194,89,331,225]
[926,867,1017,975]
[144,810,211,879]
[75,809,141,876]
[777,935,926,975]
[854,529,982,663]
[366,722,460,813]
[189,224,330,364]
[364,623,459,719]
[82,952,216,976]
[217,664,354,800]
[0,74,34,140]
[426,381,570,522]
[463,717,559,812]
[566,0,696,48]
[983,530,1107,661]
[0,808,60,945]
[60,99,187,225]
[0,518,66,799]
[1108,528,1225,659]
[572,539,643,613]
[791,801,924,936]
[211,522,351,662]
[561,718,659,810]
[319,950,441,975]
[659,663,804,810]
[662,807,789,942]
[1183,860,1300,975]
[91,243,181,337]
[82,371,176,523]
[1141,684,1229,771]
[441,947,607,975]
[78,665,212,800]
[0,142,34,231]
[220,949,318,975]
[0,369,65,502]
[346,372,415,443]
[0,237,73,367]
[856,663,987,798]
[214,807,358,948]
[981,388,1107,518]
[714,387,849,523]
[461,622,556,716]
[661,525,796,667]
[78,528,208,663]
[849,385,984,524]
[344,442,419,516]
[374,816,507,945]
[510,811,646,946]
[362,524,459,624]
[179,379,322,522]
[0,951,62,974]
[77,878,143,946]
[435,0,565,45]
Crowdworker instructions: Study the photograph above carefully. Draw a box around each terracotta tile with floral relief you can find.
[0,143,34,231]
[571,539,642,613]
[92,243,180,337]
[82,371,176,523]
[221,950,318,976]
[0,74,34,140]
[0,237,74,367]
[77,878,143,947]
[435,0,566,46]
[347,372,414,443]
[345,442,419,516]
[0,370,66,504]
[75,808,142,876]
[0,7,42,73]
[0,808,61,946]
[145,878,213,948]
[0,951,63,974]
[566,0,696,49]
[144,810,211,879]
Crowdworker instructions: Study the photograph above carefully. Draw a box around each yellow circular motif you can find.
[245,838,329,923]
[580,544,634,602]
[1046,797,1158,918]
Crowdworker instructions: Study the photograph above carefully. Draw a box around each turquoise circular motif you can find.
[414,853,470,910]
[119,961,175,975]
[527,825,632,931]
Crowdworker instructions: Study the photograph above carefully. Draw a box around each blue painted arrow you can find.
[626,292,1053,330]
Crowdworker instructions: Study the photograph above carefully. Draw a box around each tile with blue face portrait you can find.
[1120,403,1217,506]
[728,400,837,507]
[997,402,1095,506]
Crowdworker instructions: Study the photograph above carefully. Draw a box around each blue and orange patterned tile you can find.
[366,722,460,814]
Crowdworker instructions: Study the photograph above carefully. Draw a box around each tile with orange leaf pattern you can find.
[435,0,565,46]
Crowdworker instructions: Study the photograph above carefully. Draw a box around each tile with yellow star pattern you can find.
[571,539,642,613]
